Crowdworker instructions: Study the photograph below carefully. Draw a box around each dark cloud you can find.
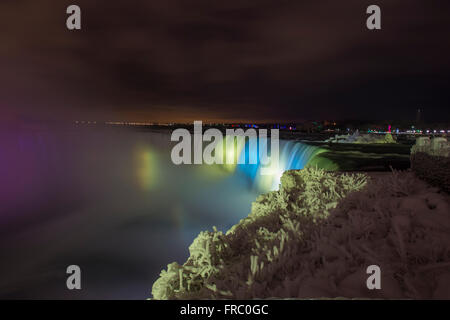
[1,0,450,123]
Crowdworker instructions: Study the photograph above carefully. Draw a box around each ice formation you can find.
[151,167,450,300]
[411,136,450,193]
[411,136,449,157]
[326,131,396,144]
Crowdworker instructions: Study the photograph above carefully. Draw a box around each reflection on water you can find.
[0,128,320,299]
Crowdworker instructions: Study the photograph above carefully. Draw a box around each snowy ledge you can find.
[151,168,450,300]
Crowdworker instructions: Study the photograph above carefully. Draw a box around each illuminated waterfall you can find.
[236,139,326,191]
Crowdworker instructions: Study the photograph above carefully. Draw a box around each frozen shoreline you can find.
[152,168,450,300]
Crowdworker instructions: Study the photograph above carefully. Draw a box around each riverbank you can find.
[304,141,412,172]
[151,167,450,299]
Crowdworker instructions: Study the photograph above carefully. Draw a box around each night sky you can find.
[1,0,450,123]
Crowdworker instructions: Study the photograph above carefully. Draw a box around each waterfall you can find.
[235,139,326,191]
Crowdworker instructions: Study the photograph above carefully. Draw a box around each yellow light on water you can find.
[212,136,246,173]
[135,147,159,191]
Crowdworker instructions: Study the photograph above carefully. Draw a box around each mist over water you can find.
[0,128,321,299]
